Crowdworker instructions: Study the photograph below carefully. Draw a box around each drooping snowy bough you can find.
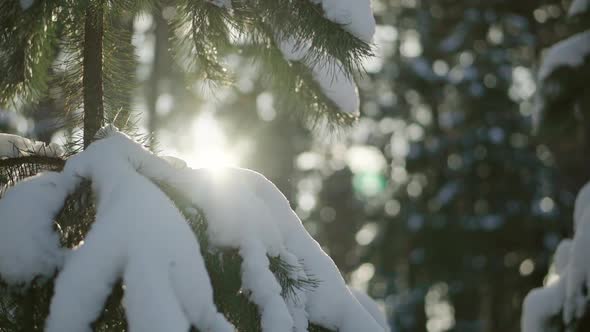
[272,0,376,118]
[0,127,386,332]
[0,134,64,159]
[521,183,590,332]
[568,0,590,17]
[533,0,590,130]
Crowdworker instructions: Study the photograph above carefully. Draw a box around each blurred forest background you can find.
[1,0,587,331]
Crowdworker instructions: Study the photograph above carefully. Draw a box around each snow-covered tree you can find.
[522,1,590,331]
[534,0,590,193]
[0,1,388,331]
[535,0,590,125]
[521,182,590,332]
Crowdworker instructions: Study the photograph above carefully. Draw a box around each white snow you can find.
[176,167,384,331]
[522,181,590,330]
[568,0,589,16]
[0,172,75,284]
[350,288,390,332]
[521,240,570,332]
[563,214,590,323]
[312,61,360,116]
[240,243,294,331]
[161,155,188,169]
[573,182,590,231]
[0,133,64,158]
[278,37,360,116]
[309,0,376,43]
[121,128,383,330]
[0,126,385,331]
[271,0,378,116]
[561,182,590,325]
[281,251,310,332]
[41,130,232,332]
[522,277,567,332]
[538,31,590,81]
[554,239,573,274]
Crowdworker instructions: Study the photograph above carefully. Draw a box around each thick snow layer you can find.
[309,0,376,43]
[107,126,382,330]
[0,172,74,284]
[569,0,589,16]
[350,288,390,332]
[115,128,384,330]
[538,31,590,81]
[564,182,590,323]
[522,180,590,330]
[0,133,64,158]
[175,167,384,331]
[554,239,573,274]
[278,38,360,116]
[281,251,310,332]
[42,131,232,332]
[564,217,590,323]
[521,240,571,332]
[240,243,294,331]
[312,61,360,116]
[574,182,590,231]
[1,126,384,331]
[522,278,567,332]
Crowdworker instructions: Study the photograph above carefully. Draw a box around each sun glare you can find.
[183,112,239,172]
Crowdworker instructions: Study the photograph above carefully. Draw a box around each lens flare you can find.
[184,112,239,174]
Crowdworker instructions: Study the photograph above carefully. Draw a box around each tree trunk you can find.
[83,4,104,148]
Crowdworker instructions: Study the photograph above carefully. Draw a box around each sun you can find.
[158,110,243,177]
[184,112,239,172]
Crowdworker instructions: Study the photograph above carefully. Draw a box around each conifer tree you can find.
[534,0,590,194]
[0,1,382,331]
[522,1,590,331]
[294,1,569,331]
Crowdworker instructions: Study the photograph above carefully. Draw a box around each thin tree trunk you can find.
[83,5,105,148]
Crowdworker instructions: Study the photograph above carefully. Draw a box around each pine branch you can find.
[0,1,58,107]
[171,0,234,83]
[255,0,373,78]
[103,3,136,129]
[0,156,64,169]
[155,179,330,331]
[241,30,357,128]
[0,156,65,198]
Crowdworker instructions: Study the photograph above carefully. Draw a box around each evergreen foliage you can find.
[356,2,569,331]
[159,2,583,331]
[0,0,374,330]
[277,1,572,331]
[526,1,590,330]
[0,0,372,137]
[0,147,331,331]
[534,0,590,195]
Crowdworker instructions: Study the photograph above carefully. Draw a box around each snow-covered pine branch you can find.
[0,133,64,159]
[0,126,387,332]
[568,0,590,17]
[0,133,66,197]
[277,37,360,117]
[273,0,375,117]
[533,0,590,132]
[308,0,375,43]
[522,183,590,332]
[537,32,590,82]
